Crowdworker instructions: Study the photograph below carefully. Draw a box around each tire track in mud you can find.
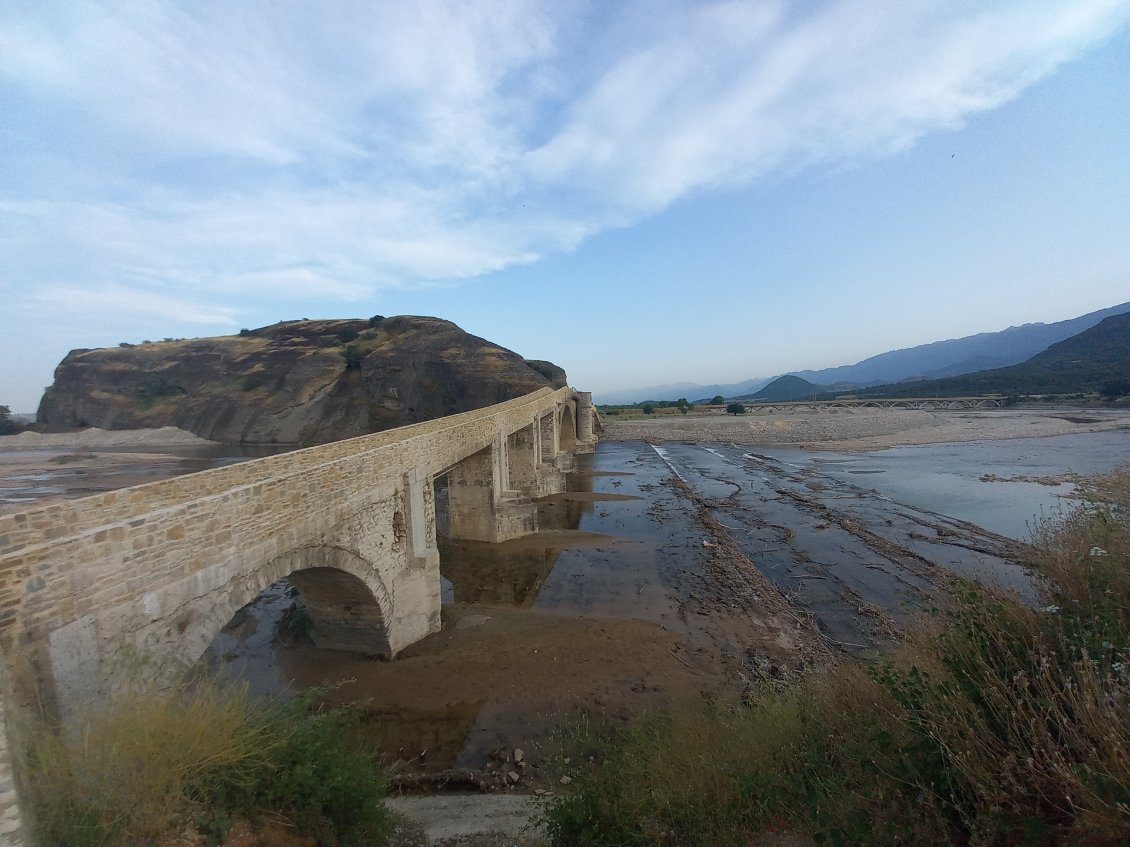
[665,476,836,681]
[654,443,1035,653]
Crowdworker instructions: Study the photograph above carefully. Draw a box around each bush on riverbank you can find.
[545,468,1130,846]
[21,682,391,847]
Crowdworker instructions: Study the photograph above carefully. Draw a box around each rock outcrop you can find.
[38,316,567,445]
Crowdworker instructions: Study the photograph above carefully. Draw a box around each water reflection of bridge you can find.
[733,397,1005,413]
[437,454,597,607]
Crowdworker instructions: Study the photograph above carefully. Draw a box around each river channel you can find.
[203,430,1127,782]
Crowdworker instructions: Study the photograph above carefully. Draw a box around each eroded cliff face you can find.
[38,316,566,444]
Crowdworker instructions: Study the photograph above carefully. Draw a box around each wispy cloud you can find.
[1,0,1127,331]
[28,283,239,328]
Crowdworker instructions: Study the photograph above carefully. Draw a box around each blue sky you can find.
[2,1,1129,411]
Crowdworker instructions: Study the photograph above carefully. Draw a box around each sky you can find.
[2,0,1129,411]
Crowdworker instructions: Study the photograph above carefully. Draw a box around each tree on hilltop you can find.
[710,395,725,405]
[675,398,693,415]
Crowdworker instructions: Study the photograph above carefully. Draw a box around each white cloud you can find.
[28,284,239,327]
[1,0,1127,317]
[525,0,1130,216]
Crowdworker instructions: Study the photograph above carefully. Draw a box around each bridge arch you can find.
[186,545,395,671]
[558,403,577,451]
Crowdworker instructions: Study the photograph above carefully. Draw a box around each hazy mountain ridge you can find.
[596,302,1130,404]
[600,378,772,406]
[852,312,1130,399]
[790,301,1130,387]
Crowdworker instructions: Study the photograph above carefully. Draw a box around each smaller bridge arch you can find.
[190,545,396,674]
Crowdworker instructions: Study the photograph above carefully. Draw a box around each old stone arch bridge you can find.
[0,387,595,843]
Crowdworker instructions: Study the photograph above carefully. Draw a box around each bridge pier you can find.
[575,391,596,449]
[445,437,538,543]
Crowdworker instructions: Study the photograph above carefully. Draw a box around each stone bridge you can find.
[730,397,1005,413]
[0,386,595,844]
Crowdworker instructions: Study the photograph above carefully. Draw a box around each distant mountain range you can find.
[791,301,1130,388]
[595,301,1130,405]
[598,378,772,406]
[853,312,1130,399]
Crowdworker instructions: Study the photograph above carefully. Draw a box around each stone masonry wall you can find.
[0,386,581,845]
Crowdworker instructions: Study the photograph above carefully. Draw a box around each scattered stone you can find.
[559,775,572,785]
[507,771,520,784]
[513,748,524,763]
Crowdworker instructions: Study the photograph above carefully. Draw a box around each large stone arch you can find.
[182,544,395,671]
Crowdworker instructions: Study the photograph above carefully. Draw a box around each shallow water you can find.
[758,429,1129,540]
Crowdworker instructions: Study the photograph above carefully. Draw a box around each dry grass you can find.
[19,678,393,847]
[21,681,274,846]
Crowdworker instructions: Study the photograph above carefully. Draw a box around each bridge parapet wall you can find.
[0,387,580,704]
[0,387,573,558]
[0,386,591,842]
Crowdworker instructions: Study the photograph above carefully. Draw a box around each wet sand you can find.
[207,446,835,787]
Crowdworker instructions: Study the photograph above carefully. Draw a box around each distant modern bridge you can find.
[728,397,1006,413]
[0,387,595,844]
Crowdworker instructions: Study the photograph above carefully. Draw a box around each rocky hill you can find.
[736,375,825,403]
[37,316,567,445]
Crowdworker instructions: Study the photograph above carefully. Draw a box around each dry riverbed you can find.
[603,406,1130,450]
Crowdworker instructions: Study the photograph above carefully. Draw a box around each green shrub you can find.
[342,344,366,370]
[136,372,182,408]
[0,405,22,435]
[210,694,391,847]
